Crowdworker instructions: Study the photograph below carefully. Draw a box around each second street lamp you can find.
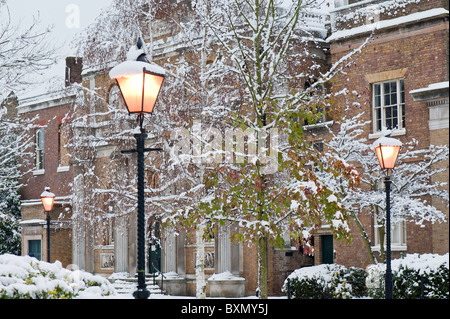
[372,135,402,299]
[109,38,165,299]
[40,184,55,263]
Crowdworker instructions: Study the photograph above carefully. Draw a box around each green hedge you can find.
[284,254,449,299]
[366,253,449,299]
[282,264,367,299]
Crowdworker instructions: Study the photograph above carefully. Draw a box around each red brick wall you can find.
[329,6,448,268]
[20,102,74,200]
[430,127,449,254]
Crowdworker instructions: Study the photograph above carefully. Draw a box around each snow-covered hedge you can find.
[282,264,367,299]
[366,253,449,299]
[284,254,449,299]
[0,254,115,299]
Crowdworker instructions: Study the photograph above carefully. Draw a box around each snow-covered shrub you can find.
[283,264,367,299]
[0,254,115,299]
[366,253,449,299]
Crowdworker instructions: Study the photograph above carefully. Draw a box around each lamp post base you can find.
[133,288,150,300]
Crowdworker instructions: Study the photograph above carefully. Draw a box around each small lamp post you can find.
[372,135,402,299]
[40,184,55,263]
[109,38,165,299]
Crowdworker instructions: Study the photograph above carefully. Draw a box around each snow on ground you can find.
[0,254,283,299]
[2,253,448,299]
[0,254,114,299]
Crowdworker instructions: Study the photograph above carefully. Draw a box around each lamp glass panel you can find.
[41,197,55,212]
[116,74,145,114]
[375,145,401,169]
[142,72,164,114]
[116,72,164,114]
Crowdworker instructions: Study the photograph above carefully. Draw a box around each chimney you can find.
[65,57,83,86]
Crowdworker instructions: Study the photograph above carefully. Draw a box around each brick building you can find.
[325,0,449,268]
[16,0,448,297]
[18,57,81,266]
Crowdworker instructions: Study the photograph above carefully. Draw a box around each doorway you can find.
[28,240,42,260]
[148,219,161,274]
[321,235,333,264]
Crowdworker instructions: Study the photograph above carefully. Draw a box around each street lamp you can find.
[40,184,55,263]
[109,38,165,299]
[372,135,402,299]
[110,37,165,130]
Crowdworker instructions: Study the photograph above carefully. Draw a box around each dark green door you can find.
[29,240,42,260]
[148,221,161,274]
[149,244,161,274]
[321,235,333,264]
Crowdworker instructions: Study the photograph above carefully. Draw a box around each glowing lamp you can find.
[40,184,55,212]
[109,42,165,116]
[372,136,402,170]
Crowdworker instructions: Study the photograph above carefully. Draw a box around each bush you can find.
[282,264,367,299]
[366,253,449,299]
[284,254,449,299]
[0,254,115,299]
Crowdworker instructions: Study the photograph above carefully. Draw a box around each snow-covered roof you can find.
[327,8,449,42]
[409,81,449,102]
[17,90,75,114]
[409,81,449,95]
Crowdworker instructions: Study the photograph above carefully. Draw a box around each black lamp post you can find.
[373,135,402,299]
[40,184,55,263]
[110,38,165,299]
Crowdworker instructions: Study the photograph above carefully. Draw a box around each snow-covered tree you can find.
[323,112,449,264]
[164,0,366,299]
[73,0,225,297]
[0,1,57,254]
[69,0,213,276]
[0,0,57,102]
[0,96,38,255]
[73,0,370,299]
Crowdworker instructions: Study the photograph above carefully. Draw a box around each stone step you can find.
[113,282,164,295]
[109,274,166,295]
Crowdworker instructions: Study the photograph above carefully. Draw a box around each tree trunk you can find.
[351,211,377,264]
[258,235,268,299]
[195,224,206,299]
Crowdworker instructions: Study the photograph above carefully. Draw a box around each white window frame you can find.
[372,179,407,252]
[373,218,407,250]
[372,78,405,133]
[372,187,407,253]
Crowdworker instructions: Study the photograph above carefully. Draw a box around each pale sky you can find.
[7,0,113,55]
[5,0,334,98]
[4,0,113,98]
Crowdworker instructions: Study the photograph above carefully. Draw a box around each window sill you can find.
[371,245,407,252]
[32,169,45,176]
[57,166,70,173]
[369,128,406,140]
